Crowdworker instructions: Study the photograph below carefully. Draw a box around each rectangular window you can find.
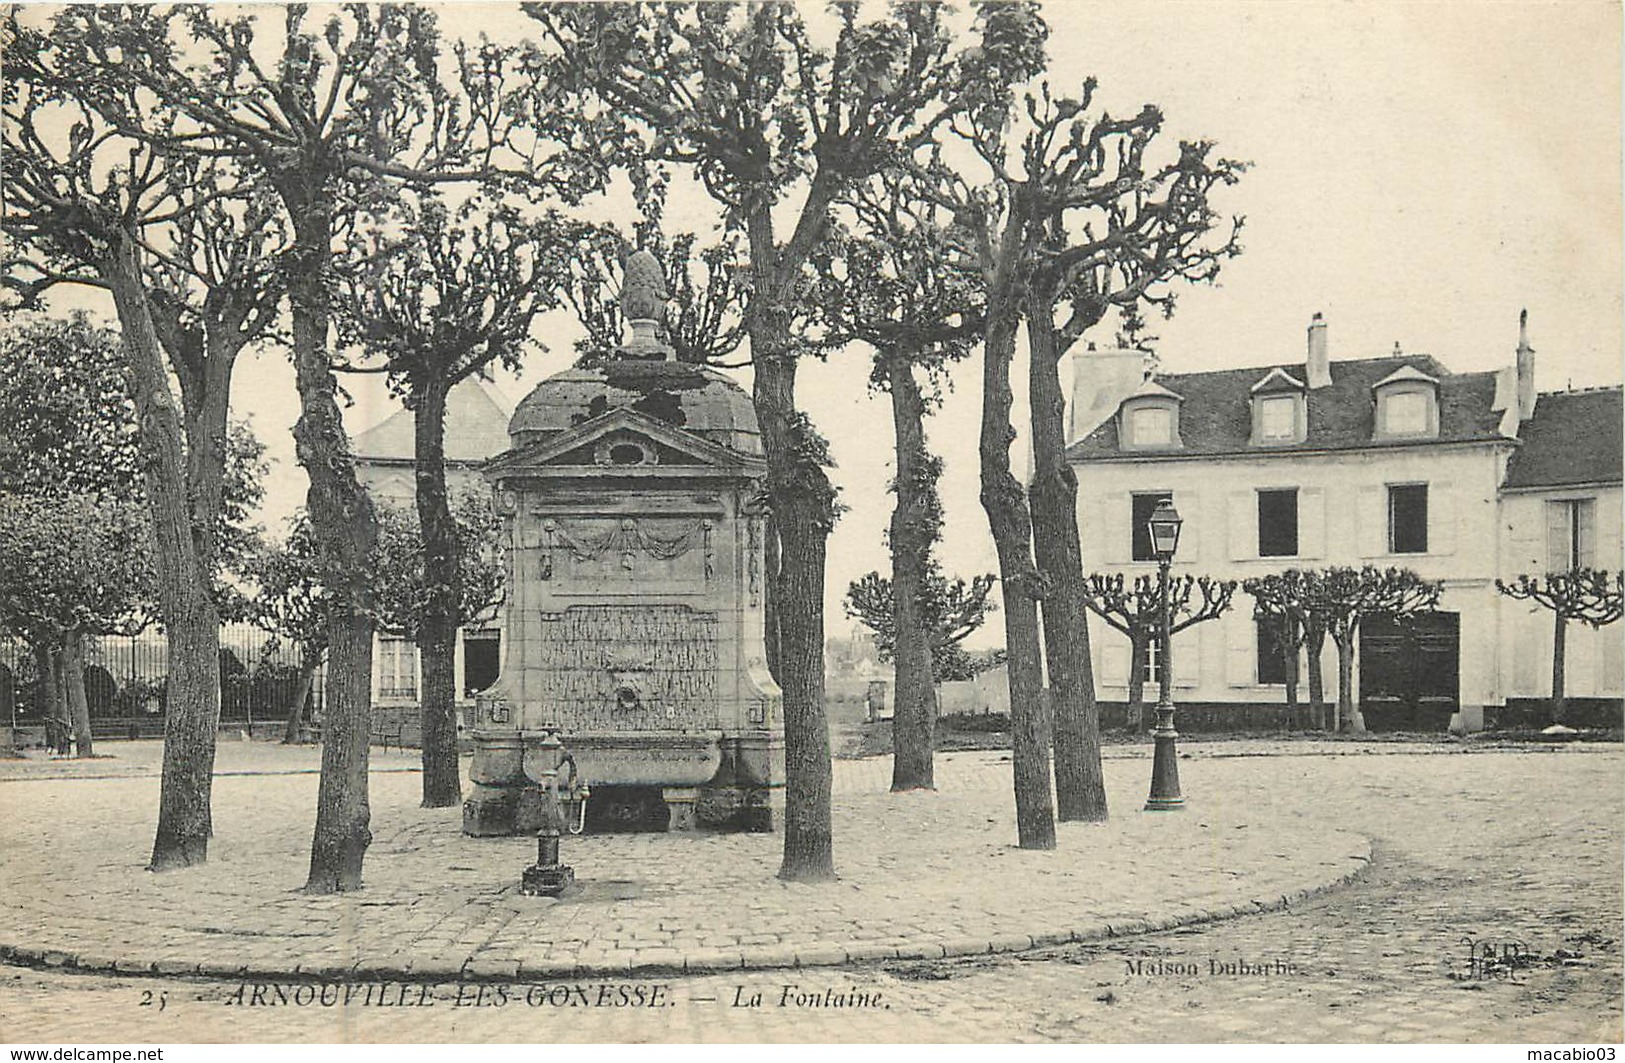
[379,638,418,699]
[1256,618,1290,685]
[1383,391,1428,435]
[1388,484,1429,554]
[1259,395,1296,441]
[1132,491,1173,562]
[1130,406,1173,446]
[1257,489,1299,557]
[1143,637,1166,688]
[1546,498,1597,571]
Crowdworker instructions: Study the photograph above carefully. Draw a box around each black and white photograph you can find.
[0,0,1620,1051]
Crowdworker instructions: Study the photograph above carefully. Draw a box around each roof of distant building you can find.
[1502,387,1624,490]
[1067,354,1505,461]
[350,377,514,464]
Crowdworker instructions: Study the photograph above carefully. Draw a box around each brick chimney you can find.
[1516,309,1536,421]
[1306,312,1331,389]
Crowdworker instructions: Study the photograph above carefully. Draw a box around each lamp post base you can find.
[1144,706,1184,812]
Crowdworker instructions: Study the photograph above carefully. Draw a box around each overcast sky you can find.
[27,1,1623,648]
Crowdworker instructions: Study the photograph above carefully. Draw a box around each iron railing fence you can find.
[0,623,324,734]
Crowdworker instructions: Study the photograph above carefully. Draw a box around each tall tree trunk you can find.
[979,311,1055,850]
[750,317,836,882]
[62,632,93,758]
[281,650,321,745]
[1027,320,1105,823]
[886,356,936,792]
[1128,631,1149,732]
[1550,612,1568,725]
[282,195,378,894]
[413,380,463,808]
[104,233,222,869]
[1305,623,1328,731]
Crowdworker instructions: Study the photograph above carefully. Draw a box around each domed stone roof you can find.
[509,360,762,456]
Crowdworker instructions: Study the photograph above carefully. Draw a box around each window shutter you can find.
[1357,486,1386,557]
[1429,482,1454,555]
[1173,630,1200,689]
[1101,635,1131,689]
[1103,492,1132,564]
[1224,619,1253,687]
[1578,500,1597,568]
[1226,491,1252,561]
[1299,487,1326,558]
[1599,625,1623,692]
[1546,501,1570,571]
[1177,491,1200,563]
[1568,629,1596,695]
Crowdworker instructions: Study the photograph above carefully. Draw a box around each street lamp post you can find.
[1145,498,1185,811]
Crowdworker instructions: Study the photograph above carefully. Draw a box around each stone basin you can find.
[522,730,726,788]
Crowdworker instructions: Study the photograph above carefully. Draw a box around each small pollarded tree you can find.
[1318,566,1443,733]
[1496,570,1624,724]
[1079,574,1236,730]
[247,516,331,747]
[1243,569,1333,730]
[844,567,999,777]
[333,192,565,808]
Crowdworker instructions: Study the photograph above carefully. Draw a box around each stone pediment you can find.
[485,407,765,480]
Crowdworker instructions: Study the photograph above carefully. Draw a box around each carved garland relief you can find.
[537,516,713,585]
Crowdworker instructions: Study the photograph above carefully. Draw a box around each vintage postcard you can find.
[0,1,1620,1052]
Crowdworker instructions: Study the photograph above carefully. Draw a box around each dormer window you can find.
[1259,396,1296,440]
[1248,367,1307,445]
[1129,405,1174,446]
[1117,380,1185,450]
[1372,366,1440,440]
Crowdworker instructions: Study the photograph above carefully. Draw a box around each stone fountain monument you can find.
[462,250,783,836]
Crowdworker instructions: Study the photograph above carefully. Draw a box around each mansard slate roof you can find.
[1066,354,1505,462]
[1502,388,1624,490]
[351,377,514,464]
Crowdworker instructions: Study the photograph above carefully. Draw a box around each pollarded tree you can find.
[49,4,582,890]
[1496,570,1624,724]
[927,21,1244,825]
[2,23,284,867]
[529,0,1016,878]
[1080,574,1236,730]
[1318,566,1443,733]
[333,192,563,808]
[1242,570,1332,730]
[845,567,999,769]
[812,172,983,792]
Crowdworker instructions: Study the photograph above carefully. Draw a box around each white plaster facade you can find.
[1066,319,1622,729]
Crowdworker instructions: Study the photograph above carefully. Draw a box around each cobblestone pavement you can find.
[1,744,1619,1042]
[0,745,1368,978]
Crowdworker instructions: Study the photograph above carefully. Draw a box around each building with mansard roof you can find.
[1066,314,1622,731]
